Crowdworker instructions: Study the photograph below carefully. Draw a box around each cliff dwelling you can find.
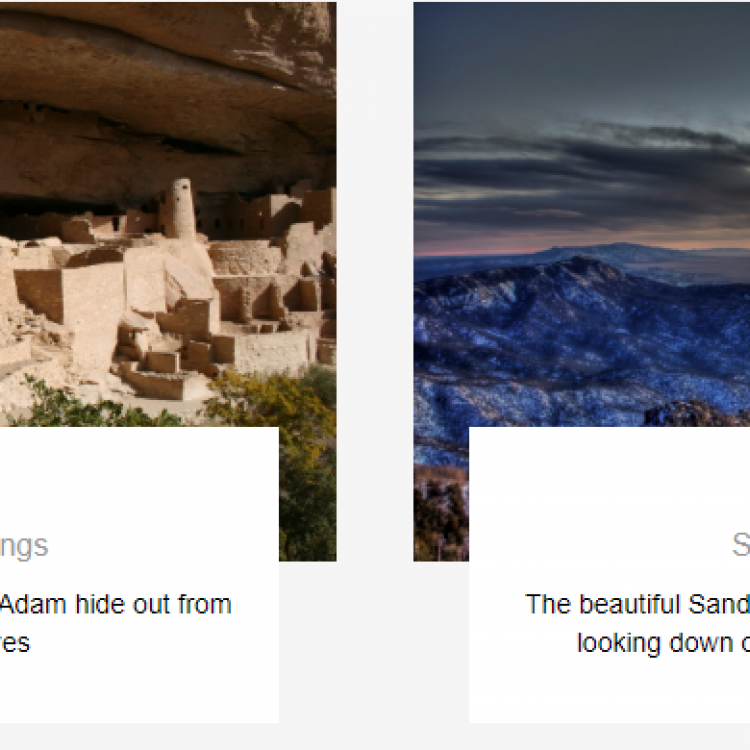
[0,3,336,411]
[0,177,336,408]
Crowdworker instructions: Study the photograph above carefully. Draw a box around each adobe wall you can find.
[147,351,180,374]
[164,253,215,309]
[161,238,214,281]
[14,269,64,323]
[321,277,336,310]
[263,195,301,237]
[213,329,314,376]
[195,203,225,239]
[318,340,336,365]
[214,274,314,322]
[14,245,58,270]
[197,194,301,241]
[318,224,336,255]
[90,215,119,233]
[63,264,125,370]
[242,278,282,321]
[280,222,325,275]
[212,275,247,321]
[124,252,167,313]
[222,194,259,238]
[156,298,219,339]
[124,370,208,400]
[125,209,158,234]
[299,188,336,230]
[208,240,283,275]
[291,278,320,312]
[65,246,124,268]
[52,245,95,268]
[0,269,18,309]
[320,317,337,338]
[16,265,125,369]
[61,218,96,244]
[0,244,13,268]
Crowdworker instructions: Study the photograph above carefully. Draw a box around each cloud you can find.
[507,209,584,218]
[414,122,750,253]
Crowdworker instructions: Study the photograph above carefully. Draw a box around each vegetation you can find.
[7,376,183,426]
[414,478,469,562]
[10,370,337,562]
[299,364,337,410]
[205,367,336,562]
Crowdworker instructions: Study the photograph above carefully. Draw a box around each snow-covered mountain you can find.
[415,256,750,464]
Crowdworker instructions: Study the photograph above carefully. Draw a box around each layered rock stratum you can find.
[0,3,336,209]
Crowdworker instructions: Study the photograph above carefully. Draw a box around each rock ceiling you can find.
[0,3,336,209]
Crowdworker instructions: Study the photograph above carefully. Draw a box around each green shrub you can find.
[7,377,183,426]
[299,364,337,411]
[205,370,336,561]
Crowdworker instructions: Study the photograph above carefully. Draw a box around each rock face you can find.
[0,4,336,210]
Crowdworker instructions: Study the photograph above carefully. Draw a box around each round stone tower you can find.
[165,178,196,240]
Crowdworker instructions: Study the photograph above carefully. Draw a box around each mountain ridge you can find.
[414,257,750,463]
[414,242,750,285]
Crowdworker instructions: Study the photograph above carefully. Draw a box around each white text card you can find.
[0,428,279,723]
[471,426,750,723]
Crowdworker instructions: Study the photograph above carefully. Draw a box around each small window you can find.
[112,217,120,231]
[197,220,203,229]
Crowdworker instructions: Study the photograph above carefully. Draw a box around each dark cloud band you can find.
[415,124,750,249]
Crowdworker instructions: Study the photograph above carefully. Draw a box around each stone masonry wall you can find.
[208,240,283,275]
[0,269,19,309]
[14,269,64,323]
[124,251,167,313]
[63,264,125,370]
[299,188,336,230]
[213,329,314,376]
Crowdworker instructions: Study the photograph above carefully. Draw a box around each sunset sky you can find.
[415,3,750,256]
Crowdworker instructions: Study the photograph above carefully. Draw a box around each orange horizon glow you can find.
[414,235,750,258]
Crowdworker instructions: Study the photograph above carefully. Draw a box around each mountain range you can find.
[414,242,750,285]
[415,255,750,464]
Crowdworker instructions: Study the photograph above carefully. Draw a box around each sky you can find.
[415,3,750,256]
